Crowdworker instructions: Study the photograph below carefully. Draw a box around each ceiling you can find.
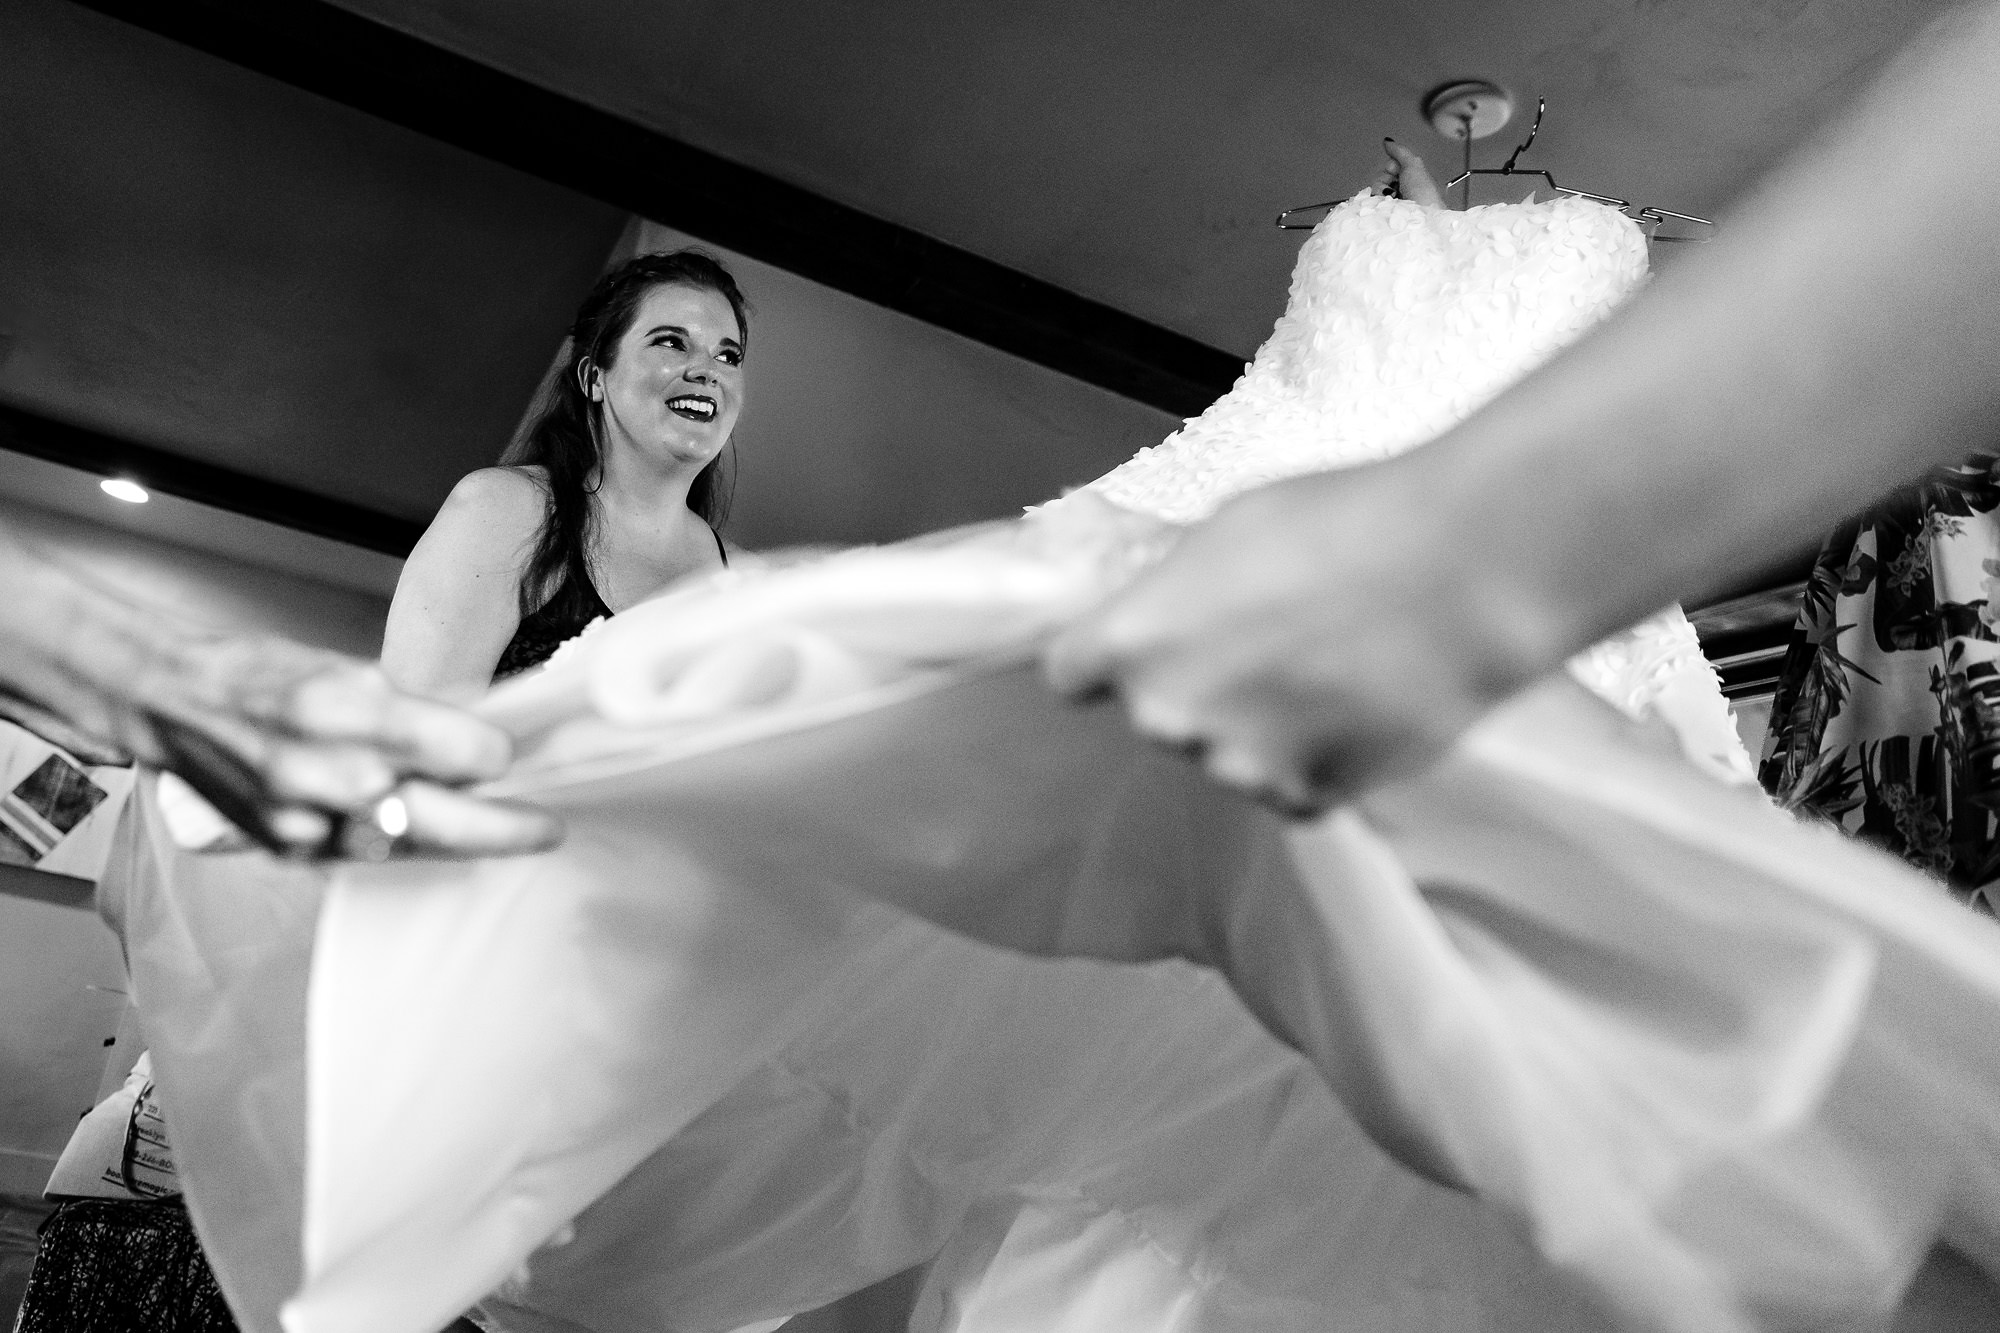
[0,0,624,527]
[333,0,1952,353]
[0,0,1959,561]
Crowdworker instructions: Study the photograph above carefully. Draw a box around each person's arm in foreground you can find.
[0,522,560,858]
[1048,1,2000,812]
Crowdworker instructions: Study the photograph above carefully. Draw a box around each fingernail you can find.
[530,811,566,851]
[1206,748,1264,791]
[270,806,331,850]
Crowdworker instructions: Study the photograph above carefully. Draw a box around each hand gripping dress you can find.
[112,194,2000,1333]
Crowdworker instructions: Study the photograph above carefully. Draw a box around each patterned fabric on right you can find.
[1761,452,2000,912]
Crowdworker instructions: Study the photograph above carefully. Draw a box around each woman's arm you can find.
[0,521,560,858]
[381,468,549,703]
[1047,1,2000,811]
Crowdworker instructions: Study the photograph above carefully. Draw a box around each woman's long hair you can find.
[500,249,750,621]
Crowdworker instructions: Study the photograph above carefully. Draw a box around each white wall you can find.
[0,884,128,1196]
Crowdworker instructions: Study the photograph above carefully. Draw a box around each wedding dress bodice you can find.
[1081,192,1648,519]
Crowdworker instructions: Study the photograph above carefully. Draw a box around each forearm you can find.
[378,593,516,703]
[378,627,503,705]
[1424,0,2000,674]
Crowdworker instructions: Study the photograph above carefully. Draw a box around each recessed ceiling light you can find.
[100,478,149,504]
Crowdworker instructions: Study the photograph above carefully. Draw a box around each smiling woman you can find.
[380,251,748,702]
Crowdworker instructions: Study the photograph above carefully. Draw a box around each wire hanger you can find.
[1277,98,1713,243]
[1444,99,1713,242]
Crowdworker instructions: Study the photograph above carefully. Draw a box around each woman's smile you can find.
[665,393,718,423]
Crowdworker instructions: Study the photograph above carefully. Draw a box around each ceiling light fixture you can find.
[100,478,149,504]
[1421,80,1514,210]
[1420,80,1514,143]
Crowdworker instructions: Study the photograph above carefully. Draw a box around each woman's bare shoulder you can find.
[443,466,548,519]
[411,467,548,570]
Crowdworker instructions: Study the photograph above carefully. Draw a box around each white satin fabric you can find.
[108,542,2000,1333]
[108,673,1608,1333]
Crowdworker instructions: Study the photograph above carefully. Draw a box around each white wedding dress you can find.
[112,193,2000,1333]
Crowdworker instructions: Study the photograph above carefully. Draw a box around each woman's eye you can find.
[719,350,742,366]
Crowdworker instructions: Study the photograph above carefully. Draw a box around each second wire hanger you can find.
[1444,98,1712,241]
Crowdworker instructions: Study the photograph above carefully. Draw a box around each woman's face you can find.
[591,283,745,469]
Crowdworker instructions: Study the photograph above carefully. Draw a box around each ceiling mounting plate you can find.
[1421,80,1513,141]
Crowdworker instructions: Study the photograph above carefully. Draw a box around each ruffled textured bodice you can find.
[1079,192,1649,521]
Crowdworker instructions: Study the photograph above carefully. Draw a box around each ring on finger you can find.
[1133,707,1207,761]
[326,789,412,863]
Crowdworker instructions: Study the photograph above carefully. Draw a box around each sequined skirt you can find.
[13,1198,234,1333]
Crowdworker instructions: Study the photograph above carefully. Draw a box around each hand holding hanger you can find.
[1372,139,1445,208]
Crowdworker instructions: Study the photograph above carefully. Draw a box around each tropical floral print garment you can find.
[1760,453,2000,913]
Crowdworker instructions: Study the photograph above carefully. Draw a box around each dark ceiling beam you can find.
[0,405,422,555]
[69,0,1242,418]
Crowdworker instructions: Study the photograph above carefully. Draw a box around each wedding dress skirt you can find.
[114,194,2000,1333]
[109,769,1607,1333]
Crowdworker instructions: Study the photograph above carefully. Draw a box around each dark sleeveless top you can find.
[491,528,728,681]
